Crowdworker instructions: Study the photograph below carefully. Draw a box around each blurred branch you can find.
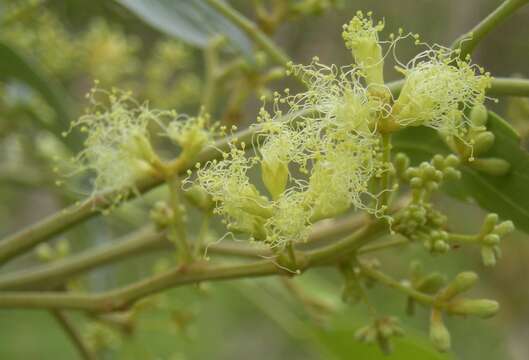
[0,213,366,291]
[452,0,529,58]
[204,0,291,66]
[0,221,386,312]
[50,310,95,360]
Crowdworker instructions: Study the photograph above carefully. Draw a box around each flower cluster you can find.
[68,86,214,198]
[193,11,493,249]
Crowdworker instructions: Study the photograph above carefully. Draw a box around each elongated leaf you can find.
[394,112,529,234]
[0,40,77,148]
[117,0,253,56]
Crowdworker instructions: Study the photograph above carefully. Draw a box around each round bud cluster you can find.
[355,316,404,355]
[393,203,449,254]
[403,154,461,196]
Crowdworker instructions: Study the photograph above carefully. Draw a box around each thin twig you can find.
[50,310,95,360]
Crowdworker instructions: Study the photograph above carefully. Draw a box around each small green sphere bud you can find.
[410,177,423,188]
[448,299,499,318]
[469,158,511,176]
[36,244,54,262]
[445,155,460,168]
[472,131,495,156]
[429,310,451,352]
[470,104,488,127]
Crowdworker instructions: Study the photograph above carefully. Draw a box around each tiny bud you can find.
[472,131,495,156]
[447,299,499,318]
[481,246,497,267]
[438,272,478,300]
[430,310,451,352]
[494,220,515,237]
[470,104,488,127]
[469,158,510,176]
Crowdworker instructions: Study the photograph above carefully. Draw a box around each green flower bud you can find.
[36,243,54,262]
[447,299,499,318]
[184,185,214,211]
[429,310,451,352]
[470,104,488,127]
[415,273,447,294]
[481,246,497,267]
[469,158,511,176]
[472,131,495,156]
[394,153,410,177]
[438,272,478,300]
[342,11,385,85]
[494,220,515,237]
[261,159,289,200]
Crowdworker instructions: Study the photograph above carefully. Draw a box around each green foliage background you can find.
[0,0,528,359]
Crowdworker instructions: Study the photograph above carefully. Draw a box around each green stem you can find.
[379,132,392,212]
[358,262,434,305]
[451,0,529,57]
[0,223,384,312]
[50,310,95,360]
[204,0,291,66]
[0,212,366,291]
[167,175,192,264]
[201,36,225,113]
[387,77,529,98]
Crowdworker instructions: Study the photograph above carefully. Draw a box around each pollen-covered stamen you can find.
[342,10,385,85]
[392,48,491,138]
[69,87,164,195]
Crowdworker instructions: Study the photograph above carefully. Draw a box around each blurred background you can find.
[0,0,528,359]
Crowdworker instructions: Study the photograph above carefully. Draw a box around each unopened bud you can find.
[447,299,499,318]
[429,310,451,352]
[261,160,289,200]
[472,131,495,156]
[438,272,478,300]
[469,158,510,176]
[470,104,488,127]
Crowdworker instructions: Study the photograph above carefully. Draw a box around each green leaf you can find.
[0,40,77,148]
[117,0,253,56]
[314,308,453,360]
[394,111,529,234]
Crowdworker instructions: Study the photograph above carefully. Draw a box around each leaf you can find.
[314,308,453,360]
[0,40,78,148]
[117,0,253,56]
[394,111,529,234]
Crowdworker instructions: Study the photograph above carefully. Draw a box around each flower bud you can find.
[184,185,214,211]
[429,310,451,352]
[470,104,488,127]
[469,158,511,176]
[437,272,478,300]
[481,246,497,267]
[472,131,495,156]
[447,299,499,318]
[261,159,289,200]
[342,11,385,85]
[494,220,515,237]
